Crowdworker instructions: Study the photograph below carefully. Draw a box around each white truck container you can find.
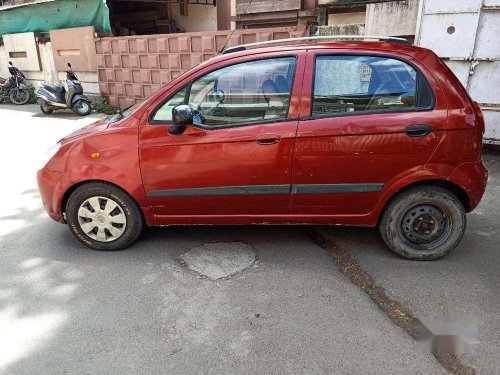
[416,0,500,144]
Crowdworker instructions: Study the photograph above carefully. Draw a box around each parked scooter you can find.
[0,61,29,105]
[36,63,92,116]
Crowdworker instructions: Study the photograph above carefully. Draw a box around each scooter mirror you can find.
[67,63,72,68]
[8,61,13,66]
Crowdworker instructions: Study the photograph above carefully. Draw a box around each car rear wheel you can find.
[379,186,466,260]
[66,182,143,250]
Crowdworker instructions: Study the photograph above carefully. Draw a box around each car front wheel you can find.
[379,186,466,260]
[66,182,143,250]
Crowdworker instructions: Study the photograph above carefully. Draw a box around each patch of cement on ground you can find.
[180,242,256,280]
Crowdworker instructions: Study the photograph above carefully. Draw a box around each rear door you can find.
[291,50,445,215]
[139,52,306,218]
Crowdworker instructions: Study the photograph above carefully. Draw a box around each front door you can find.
[139,54,304,219]
[292,51,445,216]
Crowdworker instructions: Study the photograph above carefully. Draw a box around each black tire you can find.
[40,105,53,114]
[72,100,92,116]
[66,182,144,250]
[9,88,29,105]
[379,186,466,260]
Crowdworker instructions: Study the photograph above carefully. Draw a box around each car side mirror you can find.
[169,105,193,135]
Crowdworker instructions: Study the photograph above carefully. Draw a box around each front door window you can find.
[151,57,296,128]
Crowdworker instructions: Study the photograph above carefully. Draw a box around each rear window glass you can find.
[312,55,430,116]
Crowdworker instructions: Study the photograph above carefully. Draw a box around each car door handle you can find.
[405,124,433,137]
[256,134,281,145]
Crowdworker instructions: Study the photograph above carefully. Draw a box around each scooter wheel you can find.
[73,100,91,116]
[9,89,29,105]
[40,105,53,114]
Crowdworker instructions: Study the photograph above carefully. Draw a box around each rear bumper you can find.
[449,160,488,211]
[37,168,72,223]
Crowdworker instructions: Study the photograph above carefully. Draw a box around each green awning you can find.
[0,0,111,35]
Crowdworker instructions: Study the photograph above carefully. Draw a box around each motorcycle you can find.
[36,63,92,116]
[0,61,30,105]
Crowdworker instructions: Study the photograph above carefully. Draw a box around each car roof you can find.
[235,40,423,55]
[200,41,432,68]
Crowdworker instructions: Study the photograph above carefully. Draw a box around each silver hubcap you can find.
[76,101,90,113]
[77,196,127,242]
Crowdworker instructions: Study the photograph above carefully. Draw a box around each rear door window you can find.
[312,55,432,117]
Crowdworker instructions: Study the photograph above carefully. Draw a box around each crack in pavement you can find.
[306,227,476,375]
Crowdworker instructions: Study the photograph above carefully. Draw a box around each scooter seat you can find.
[42,84,65,94]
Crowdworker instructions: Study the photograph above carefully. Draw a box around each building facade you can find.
[0,0,498,142]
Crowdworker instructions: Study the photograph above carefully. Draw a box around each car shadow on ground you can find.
[0,199,338,373]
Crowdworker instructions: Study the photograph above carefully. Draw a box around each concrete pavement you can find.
[0,104,497,374]
[317,152,500,374]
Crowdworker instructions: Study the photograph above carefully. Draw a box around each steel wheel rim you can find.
[77,196,127,242]
[399,204,452,251]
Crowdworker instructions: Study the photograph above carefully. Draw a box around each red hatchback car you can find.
[37,37,488,260]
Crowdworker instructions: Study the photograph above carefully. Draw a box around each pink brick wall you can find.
[95,27,308,108]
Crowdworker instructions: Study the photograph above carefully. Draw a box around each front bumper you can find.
[449,160,488,211]
[37,168,73,223]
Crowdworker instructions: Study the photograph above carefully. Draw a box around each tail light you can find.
[472,101,485,159]
[472,101,485,135]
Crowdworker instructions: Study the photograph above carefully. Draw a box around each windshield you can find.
[105,100,144,124]
[122,100,143,117]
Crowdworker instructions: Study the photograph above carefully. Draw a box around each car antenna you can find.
[218,0,253,54]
